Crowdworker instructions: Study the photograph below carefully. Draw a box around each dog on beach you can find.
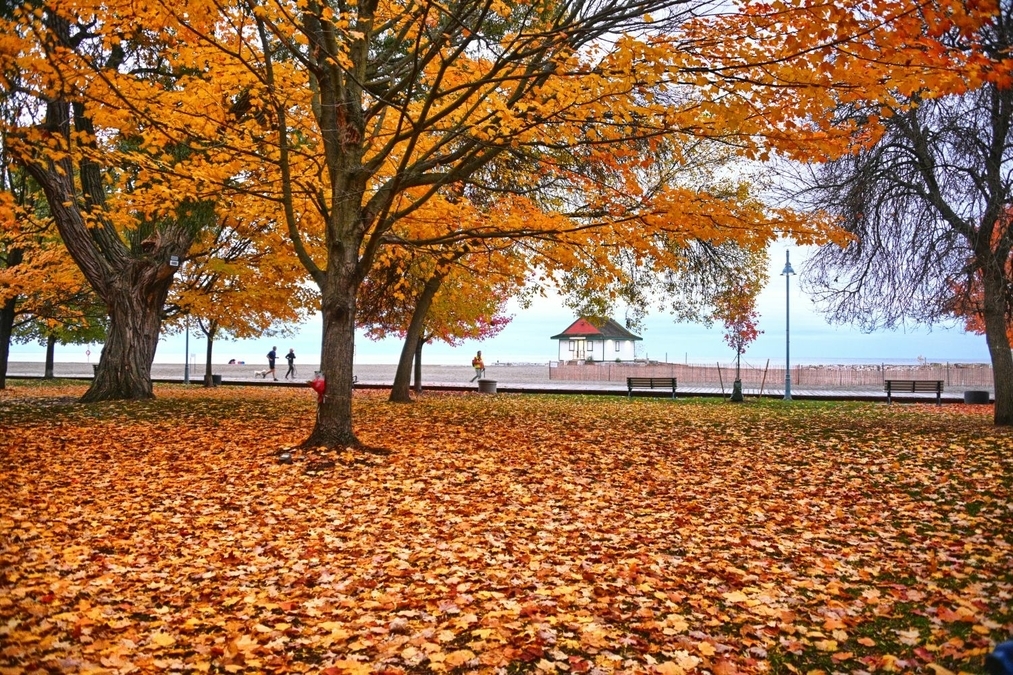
[254,369,270,378]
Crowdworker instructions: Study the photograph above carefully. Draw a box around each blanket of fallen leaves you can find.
[0,382,1010,675]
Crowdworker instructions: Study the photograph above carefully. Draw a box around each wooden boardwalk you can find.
[375,381,979,403]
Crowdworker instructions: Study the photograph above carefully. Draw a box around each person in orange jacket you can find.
[470,351,485,382]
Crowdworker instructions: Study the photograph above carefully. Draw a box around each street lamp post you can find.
[782,250,795,400]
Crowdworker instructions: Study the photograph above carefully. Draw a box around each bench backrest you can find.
[885,379,942,392]
[628,377,676,386]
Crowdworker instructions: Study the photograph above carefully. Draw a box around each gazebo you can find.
[550,317,642,363]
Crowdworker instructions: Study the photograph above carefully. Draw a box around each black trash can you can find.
[211,374,223,387]
[963,390,990,404]
[477,379,497,394]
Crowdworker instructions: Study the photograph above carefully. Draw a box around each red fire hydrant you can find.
[309,372,326,404]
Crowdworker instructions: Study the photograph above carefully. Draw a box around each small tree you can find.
[947,207,1013,345]
[163,205,314,386]
[714,281,764,402]
[358,240,518,402]
[13,299,107,378]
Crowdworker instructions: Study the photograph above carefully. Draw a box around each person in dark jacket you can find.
[285,349,296,379]
[266,346,278,381]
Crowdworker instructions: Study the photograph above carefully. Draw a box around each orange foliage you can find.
[714,282,763,356]
[165,196,316,341]
[949,208,1013,341]
[0,190,96,336]
[0,0,1001,426]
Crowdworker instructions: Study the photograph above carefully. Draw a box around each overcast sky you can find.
[9,245,992,367]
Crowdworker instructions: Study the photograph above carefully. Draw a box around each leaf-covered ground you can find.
[1,383,1010,675]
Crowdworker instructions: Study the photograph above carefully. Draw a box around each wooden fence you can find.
[548,361,995,390]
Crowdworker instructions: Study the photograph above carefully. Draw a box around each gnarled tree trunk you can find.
[85,276,172,401]
[26,156,183,401]
[12,10,195,403]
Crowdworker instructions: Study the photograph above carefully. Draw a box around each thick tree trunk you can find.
[82,282,168,403]
[44,334,56,379]
[0,294,15,390]
[980,261,1013,425]
[25,158,188,401]
[390,275,444,402]
[302,283,360,447]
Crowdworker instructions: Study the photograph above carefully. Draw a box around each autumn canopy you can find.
[0,0,1007,438]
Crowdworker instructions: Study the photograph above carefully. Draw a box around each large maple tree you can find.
[0,5,241,401]
[2,0,995,442]
[792,3,1013,425]
[142,0,799,447]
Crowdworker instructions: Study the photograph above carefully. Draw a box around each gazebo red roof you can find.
[550,317,642,341]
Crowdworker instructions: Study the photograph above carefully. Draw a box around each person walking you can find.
[285,348,296,379]
[266,346,278,381]
[470,350,485,382]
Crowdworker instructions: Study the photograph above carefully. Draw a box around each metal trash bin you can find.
[212,374,222,386]
[963,390,990,404]
[477,379,497,394]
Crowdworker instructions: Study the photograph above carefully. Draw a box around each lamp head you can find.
[781,250,795,276]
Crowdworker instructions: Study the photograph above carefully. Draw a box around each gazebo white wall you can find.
[556,337,638,361]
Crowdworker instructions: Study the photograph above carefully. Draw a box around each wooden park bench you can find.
[884,379,944,405]
[627,376,677,398]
